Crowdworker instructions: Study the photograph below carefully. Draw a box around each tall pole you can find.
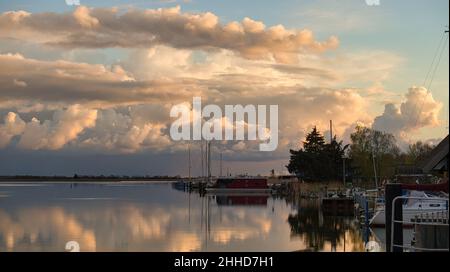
[220,152,223,177]
[188,143,191,182]
[372,131,379,190]
[201,140,204,180]
[204,141,207,182]
[372,153,378,189]
[385,183,403,252]
[330,120,333,143]
[206,141,209,182]
[207,141,211,182]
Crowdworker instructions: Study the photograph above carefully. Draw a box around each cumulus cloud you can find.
[0,105,98,150]
[0,50,384,155]
[79,108,172,153]
[373,87,443,139]
[0,6,414,158]
[73,6,99,28]
[0,112,26,148]
[0,6,338,63]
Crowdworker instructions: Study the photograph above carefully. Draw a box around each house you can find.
[418,135,449,175]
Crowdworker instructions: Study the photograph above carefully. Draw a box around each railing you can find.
[354,191,384,218]
[390,196,449,252]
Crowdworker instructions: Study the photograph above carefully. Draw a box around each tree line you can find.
[286,125,435,182]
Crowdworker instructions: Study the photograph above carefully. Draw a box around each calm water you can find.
[0,182,370,252]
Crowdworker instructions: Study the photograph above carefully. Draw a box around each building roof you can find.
[418,135,449,173]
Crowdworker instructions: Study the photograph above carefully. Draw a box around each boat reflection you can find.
[214,194,269,206]
[0,182,370,252]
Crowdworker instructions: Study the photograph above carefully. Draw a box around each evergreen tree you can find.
[303,126,325,153]
[287,127,348,182]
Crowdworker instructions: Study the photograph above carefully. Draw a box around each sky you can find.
[0,0,448,176]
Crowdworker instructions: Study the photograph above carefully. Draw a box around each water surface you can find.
[0,182,370,252]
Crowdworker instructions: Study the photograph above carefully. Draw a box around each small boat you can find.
[205,176,272,194]
[369,190,448,227]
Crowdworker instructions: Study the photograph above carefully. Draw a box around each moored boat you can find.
[369,190,448,227]
[205,176,272,194]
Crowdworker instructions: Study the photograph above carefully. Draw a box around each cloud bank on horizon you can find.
[0,4,447,175]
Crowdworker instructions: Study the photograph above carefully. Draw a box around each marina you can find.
[0,0,448,258]
[0,181,369,252]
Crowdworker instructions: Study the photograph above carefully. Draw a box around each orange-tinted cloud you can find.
[0,6,338,63]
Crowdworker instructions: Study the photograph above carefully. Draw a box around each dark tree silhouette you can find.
[286,127,349,182]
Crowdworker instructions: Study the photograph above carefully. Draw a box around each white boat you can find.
[369,190,448,227]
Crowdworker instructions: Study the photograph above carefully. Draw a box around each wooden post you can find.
[385,183,403,252]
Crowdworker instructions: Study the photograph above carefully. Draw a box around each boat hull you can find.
[369,208,447,227]
[205,188,272,194]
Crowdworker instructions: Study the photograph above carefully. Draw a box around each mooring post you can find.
[364,197,369,227]
[364,196,369,244]
[385,183,403,252]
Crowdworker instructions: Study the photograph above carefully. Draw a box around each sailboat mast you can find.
[330,120,333,143]
[207,141,212,183]
[201,140,204,179]
[188,143,191,181]
[372,132,379,190]
[220,152,222,177]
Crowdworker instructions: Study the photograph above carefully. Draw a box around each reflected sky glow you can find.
[0,182,367,252]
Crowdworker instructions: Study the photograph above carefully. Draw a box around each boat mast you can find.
[330,120,333,143]
[188,143,191,182]
[220,152,223,177]
[372,135,379,190]
[201,140,204,180]
[207,141,212,183]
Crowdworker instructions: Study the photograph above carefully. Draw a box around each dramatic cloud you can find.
[79,108,172,153]
[0,6,432,161]
[373,87,443,139]
[0,50,399,155]
[0,6,338,63]
[0,105,97,150]
[0,53,200,108]
[0,112,26,148]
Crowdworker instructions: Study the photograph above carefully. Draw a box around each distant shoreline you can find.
[0,176,183,182]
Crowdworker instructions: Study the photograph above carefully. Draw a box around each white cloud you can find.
[80,108,172,153]
[0,112,26,148]
[373,86,443,140]
[0,6,338,63]
[13,105,97,150]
